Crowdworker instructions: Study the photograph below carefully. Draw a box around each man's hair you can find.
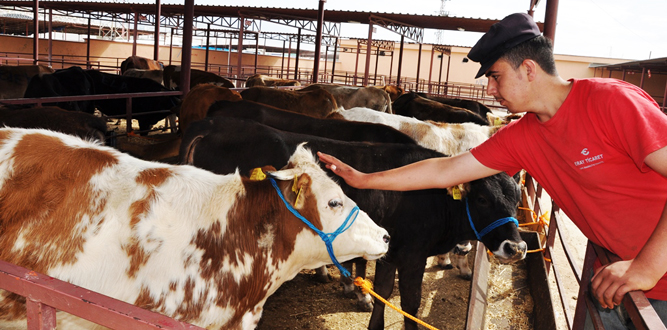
[500,35,558,76]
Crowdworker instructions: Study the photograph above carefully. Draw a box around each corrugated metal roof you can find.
[592,57,667,74]
[0,1,544,34]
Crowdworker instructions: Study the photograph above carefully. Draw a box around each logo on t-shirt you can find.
[574,148,604,169]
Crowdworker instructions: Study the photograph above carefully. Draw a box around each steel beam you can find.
[32,0,38,64]
[312,0,325,84]
[152,0,160,62]
[369,14,423,43]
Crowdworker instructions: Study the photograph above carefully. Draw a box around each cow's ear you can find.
[249,166,277,181]
[261,165,276,173]
[289,174,311,209]
[447,183,470,200]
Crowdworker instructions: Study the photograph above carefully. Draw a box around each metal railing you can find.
[0,91,182,136]
[0,259,205,330]
[522,172,666,330]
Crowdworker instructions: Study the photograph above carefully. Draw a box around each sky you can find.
[132,0,667,61]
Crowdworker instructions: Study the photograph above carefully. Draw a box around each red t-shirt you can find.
[471,78,667,299]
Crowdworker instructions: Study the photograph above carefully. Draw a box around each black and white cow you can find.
[179,116,527,330]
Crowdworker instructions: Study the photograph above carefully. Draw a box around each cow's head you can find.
[267,144,390,269]
[448,172,526,263]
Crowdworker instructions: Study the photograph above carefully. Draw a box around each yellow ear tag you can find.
[292,175,303,206]
[494,117,503,126]
[249,168,266,181]
[452,186,462,200]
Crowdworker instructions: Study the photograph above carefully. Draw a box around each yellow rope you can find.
[354,277,440,330]
[518,207,550,229]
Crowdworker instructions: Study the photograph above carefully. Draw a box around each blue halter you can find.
[269,177,359,278]
[465,197,519,241]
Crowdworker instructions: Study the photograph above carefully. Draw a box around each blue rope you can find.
[465,197,519,241]
[269,177,358,278]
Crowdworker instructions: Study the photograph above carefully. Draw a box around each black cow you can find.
[393,92,489,125]
[205,99,416,284]
[417,93,493,120]
[0,105,107,142]
[205,100,416,145]
[23,66,95,113]
[84,69,180,134]
[179,117,527,330]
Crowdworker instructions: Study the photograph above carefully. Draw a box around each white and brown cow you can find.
[0,128,389,330]
[339,107,501,156]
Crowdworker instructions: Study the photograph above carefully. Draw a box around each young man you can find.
[318,12,667,329]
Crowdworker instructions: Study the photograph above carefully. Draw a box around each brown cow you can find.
[0,64,55,99]
[178,83,242,134]
[303,84,392,113]
[240,86,339,118]
[393,92,489,125]
[163,65,235,89]
[245,74,301,87]
[119,55,164,74]
[121,68,164,85]
[374,85,405,102]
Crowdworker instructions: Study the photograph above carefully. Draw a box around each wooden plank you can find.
[0,260,205,330]
[466,241,490,330]
[590,244,667,330]
[522,231,558,330]
[26,299,56,330]
[572,242,603,330]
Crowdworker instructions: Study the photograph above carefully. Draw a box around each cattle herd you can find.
[0,57,527,330]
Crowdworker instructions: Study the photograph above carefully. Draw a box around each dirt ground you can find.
[257,256,474,330]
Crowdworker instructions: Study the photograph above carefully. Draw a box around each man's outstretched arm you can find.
[317,151,501,191]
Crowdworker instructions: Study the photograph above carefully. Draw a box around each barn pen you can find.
[1,167,663,330]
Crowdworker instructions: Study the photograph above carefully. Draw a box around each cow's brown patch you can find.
[180,83,242,133]
[189,175,320,326]
[0,293,26,321]
[124,238,149,278]
[174,277,205,323]
[448,124,467,141]
[136,167,172,188]
[130,168,172,230]
[0,130,11,143]
[129,196,152,230]
[0,133,117,272]
[125,168,173,276]
[241,87,337,118]
[400,122,427,143]
[134,285,166,313]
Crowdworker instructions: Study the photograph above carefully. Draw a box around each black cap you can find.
[467,13,541,78]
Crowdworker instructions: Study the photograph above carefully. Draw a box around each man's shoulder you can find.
[572,77,644,95]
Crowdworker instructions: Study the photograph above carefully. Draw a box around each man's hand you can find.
[591,259,661,308]
[317,151,368,189]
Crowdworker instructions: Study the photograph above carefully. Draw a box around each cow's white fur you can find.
[341,107,498,155]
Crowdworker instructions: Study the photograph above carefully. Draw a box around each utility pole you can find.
[434,0,449,44]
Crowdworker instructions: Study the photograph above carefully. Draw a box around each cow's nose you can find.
[504,241,527,259]
[383,234,391,244]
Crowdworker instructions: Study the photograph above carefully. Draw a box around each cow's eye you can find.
[476,196,490,207]
[328,199,343,208]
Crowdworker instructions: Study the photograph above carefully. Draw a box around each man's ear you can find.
[523,59,538,81]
